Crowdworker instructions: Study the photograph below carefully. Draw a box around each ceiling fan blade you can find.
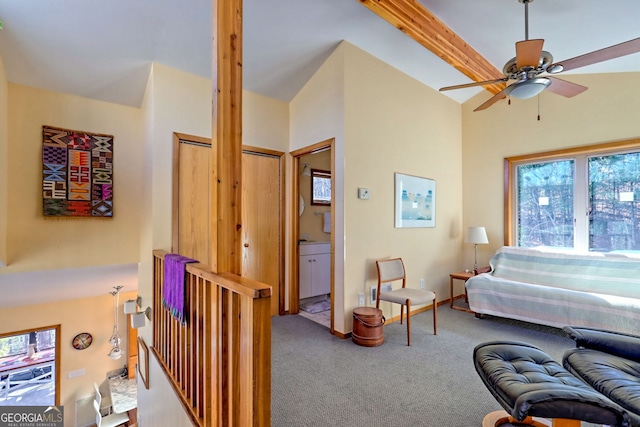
[516,39,544,68]
[474,87,509,112]
[553,37,640,73]
[546,77,588,98]
[439,78,509,92]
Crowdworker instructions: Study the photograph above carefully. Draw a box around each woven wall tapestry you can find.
[42,125,114,217]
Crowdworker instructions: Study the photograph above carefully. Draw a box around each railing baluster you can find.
[151,250,270,426]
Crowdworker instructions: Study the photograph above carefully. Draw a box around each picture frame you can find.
[394,173,436,228]
[137,337,149,389]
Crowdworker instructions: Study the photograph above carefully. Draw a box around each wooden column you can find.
[212,0,243,275]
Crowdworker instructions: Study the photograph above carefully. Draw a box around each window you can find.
[0,326,59,407]
[516,160,574,248]
[505,139,640,252]
[310,169,331,205]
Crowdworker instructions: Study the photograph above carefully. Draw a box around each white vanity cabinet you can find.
[299,243,331,299]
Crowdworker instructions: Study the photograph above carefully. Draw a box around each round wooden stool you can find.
[483,410,550,427]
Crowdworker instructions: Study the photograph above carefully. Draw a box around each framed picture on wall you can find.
[138,337,149,389]
[394,173,436,228]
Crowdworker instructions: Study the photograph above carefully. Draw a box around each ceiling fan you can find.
[439,0,640,112]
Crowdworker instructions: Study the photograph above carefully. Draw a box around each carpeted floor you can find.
[272,306,600,427]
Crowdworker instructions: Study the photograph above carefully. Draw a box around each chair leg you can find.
[432,295,437,335]
[406,301,411,346]
[400,305,404,325]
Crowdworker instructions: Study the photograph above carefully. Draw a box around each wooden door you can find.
[242,151,281,316]
[176,140,211,263]
[173,135,283,316]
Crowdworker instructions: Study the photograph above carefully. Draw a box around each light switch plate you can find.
[358,188,370,200]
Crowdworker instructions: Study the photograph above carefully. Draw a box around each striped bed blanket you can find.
[466,246,640,335]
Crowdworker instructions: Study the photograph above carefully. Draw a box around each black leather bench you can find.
[473,340,630,427]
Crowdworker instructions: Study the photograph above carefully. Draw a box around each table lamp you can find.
[465,226,489,271]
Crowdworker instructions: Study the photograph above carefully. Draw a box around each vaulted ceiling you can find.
[0,0,639,108]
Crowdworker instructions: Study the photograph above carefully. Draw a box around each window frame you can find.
[504,137,640,248]
[310,168,331,206]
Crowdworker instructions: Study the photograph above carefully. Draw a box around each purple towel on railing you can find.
[163,254,197,324]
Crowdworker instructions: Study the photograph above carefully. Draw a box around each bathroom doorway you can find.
[291,139,334,332]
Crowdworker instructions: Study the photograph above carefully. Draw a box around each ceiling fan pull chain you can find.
[537,95,541,121]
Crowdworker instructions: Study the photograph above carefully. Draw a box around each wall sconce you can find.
[124,295,152,328]
[300,163,311,177]
[124,296,142,314]
[131,307,152,328]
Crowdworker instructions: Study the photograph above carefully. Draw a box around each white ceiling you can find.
[0,0,639,108]
[0,264,139,309]
[0,0,639,306]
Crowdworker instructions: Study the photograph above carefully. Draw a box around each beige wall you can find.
[243,90,290,151]
[290,41,464,333]
[136,63,212,427]
[461,72,640,267]
[0,52,7,267]
[0,290,137,427]
[5,84,144,273]
[137,62,212,338]
[343,43,463,330]
[290,42,346,329]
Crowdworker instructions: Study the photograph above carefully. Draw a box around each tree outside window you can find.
[510,145,640,252]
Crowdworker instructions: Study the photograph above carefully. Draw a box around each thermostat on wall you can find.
[358,188,370,200]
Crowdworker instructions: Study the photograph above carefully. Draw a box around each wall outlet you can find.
[67,368,86,379]
[370,286,377,305]
[358,292,365,306]
[420,278,425,289]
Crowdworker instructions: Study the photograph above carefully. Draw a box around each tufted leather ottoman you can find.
[473,341,630,427]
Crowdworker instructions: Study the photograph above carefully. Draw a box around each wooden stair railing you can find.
[152,250,271,426]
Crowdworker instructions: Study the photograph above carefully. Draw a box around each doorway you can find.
[291,139,335,332]
[0,325,60,407]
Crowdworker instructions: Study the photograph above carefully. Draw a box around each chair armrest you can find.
[563,326,640,362]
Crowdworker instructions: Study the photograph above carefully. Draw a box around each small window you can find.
[311,169,331,206]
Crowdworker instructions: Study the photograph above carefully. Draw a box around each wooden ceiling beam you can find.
[358,0,506,95]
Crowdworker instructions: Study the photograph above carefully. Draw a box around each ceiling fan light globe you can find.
[108,347,122,360]
[506,77,551,99]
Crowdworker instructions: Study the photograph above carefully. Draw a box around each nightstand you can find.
[449,271,474,312]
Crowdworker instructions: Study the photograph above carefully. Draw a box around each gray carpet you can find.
[272,306,599,427]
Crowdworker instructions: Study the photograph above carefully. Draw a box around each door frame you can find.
[290,138,335,333]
